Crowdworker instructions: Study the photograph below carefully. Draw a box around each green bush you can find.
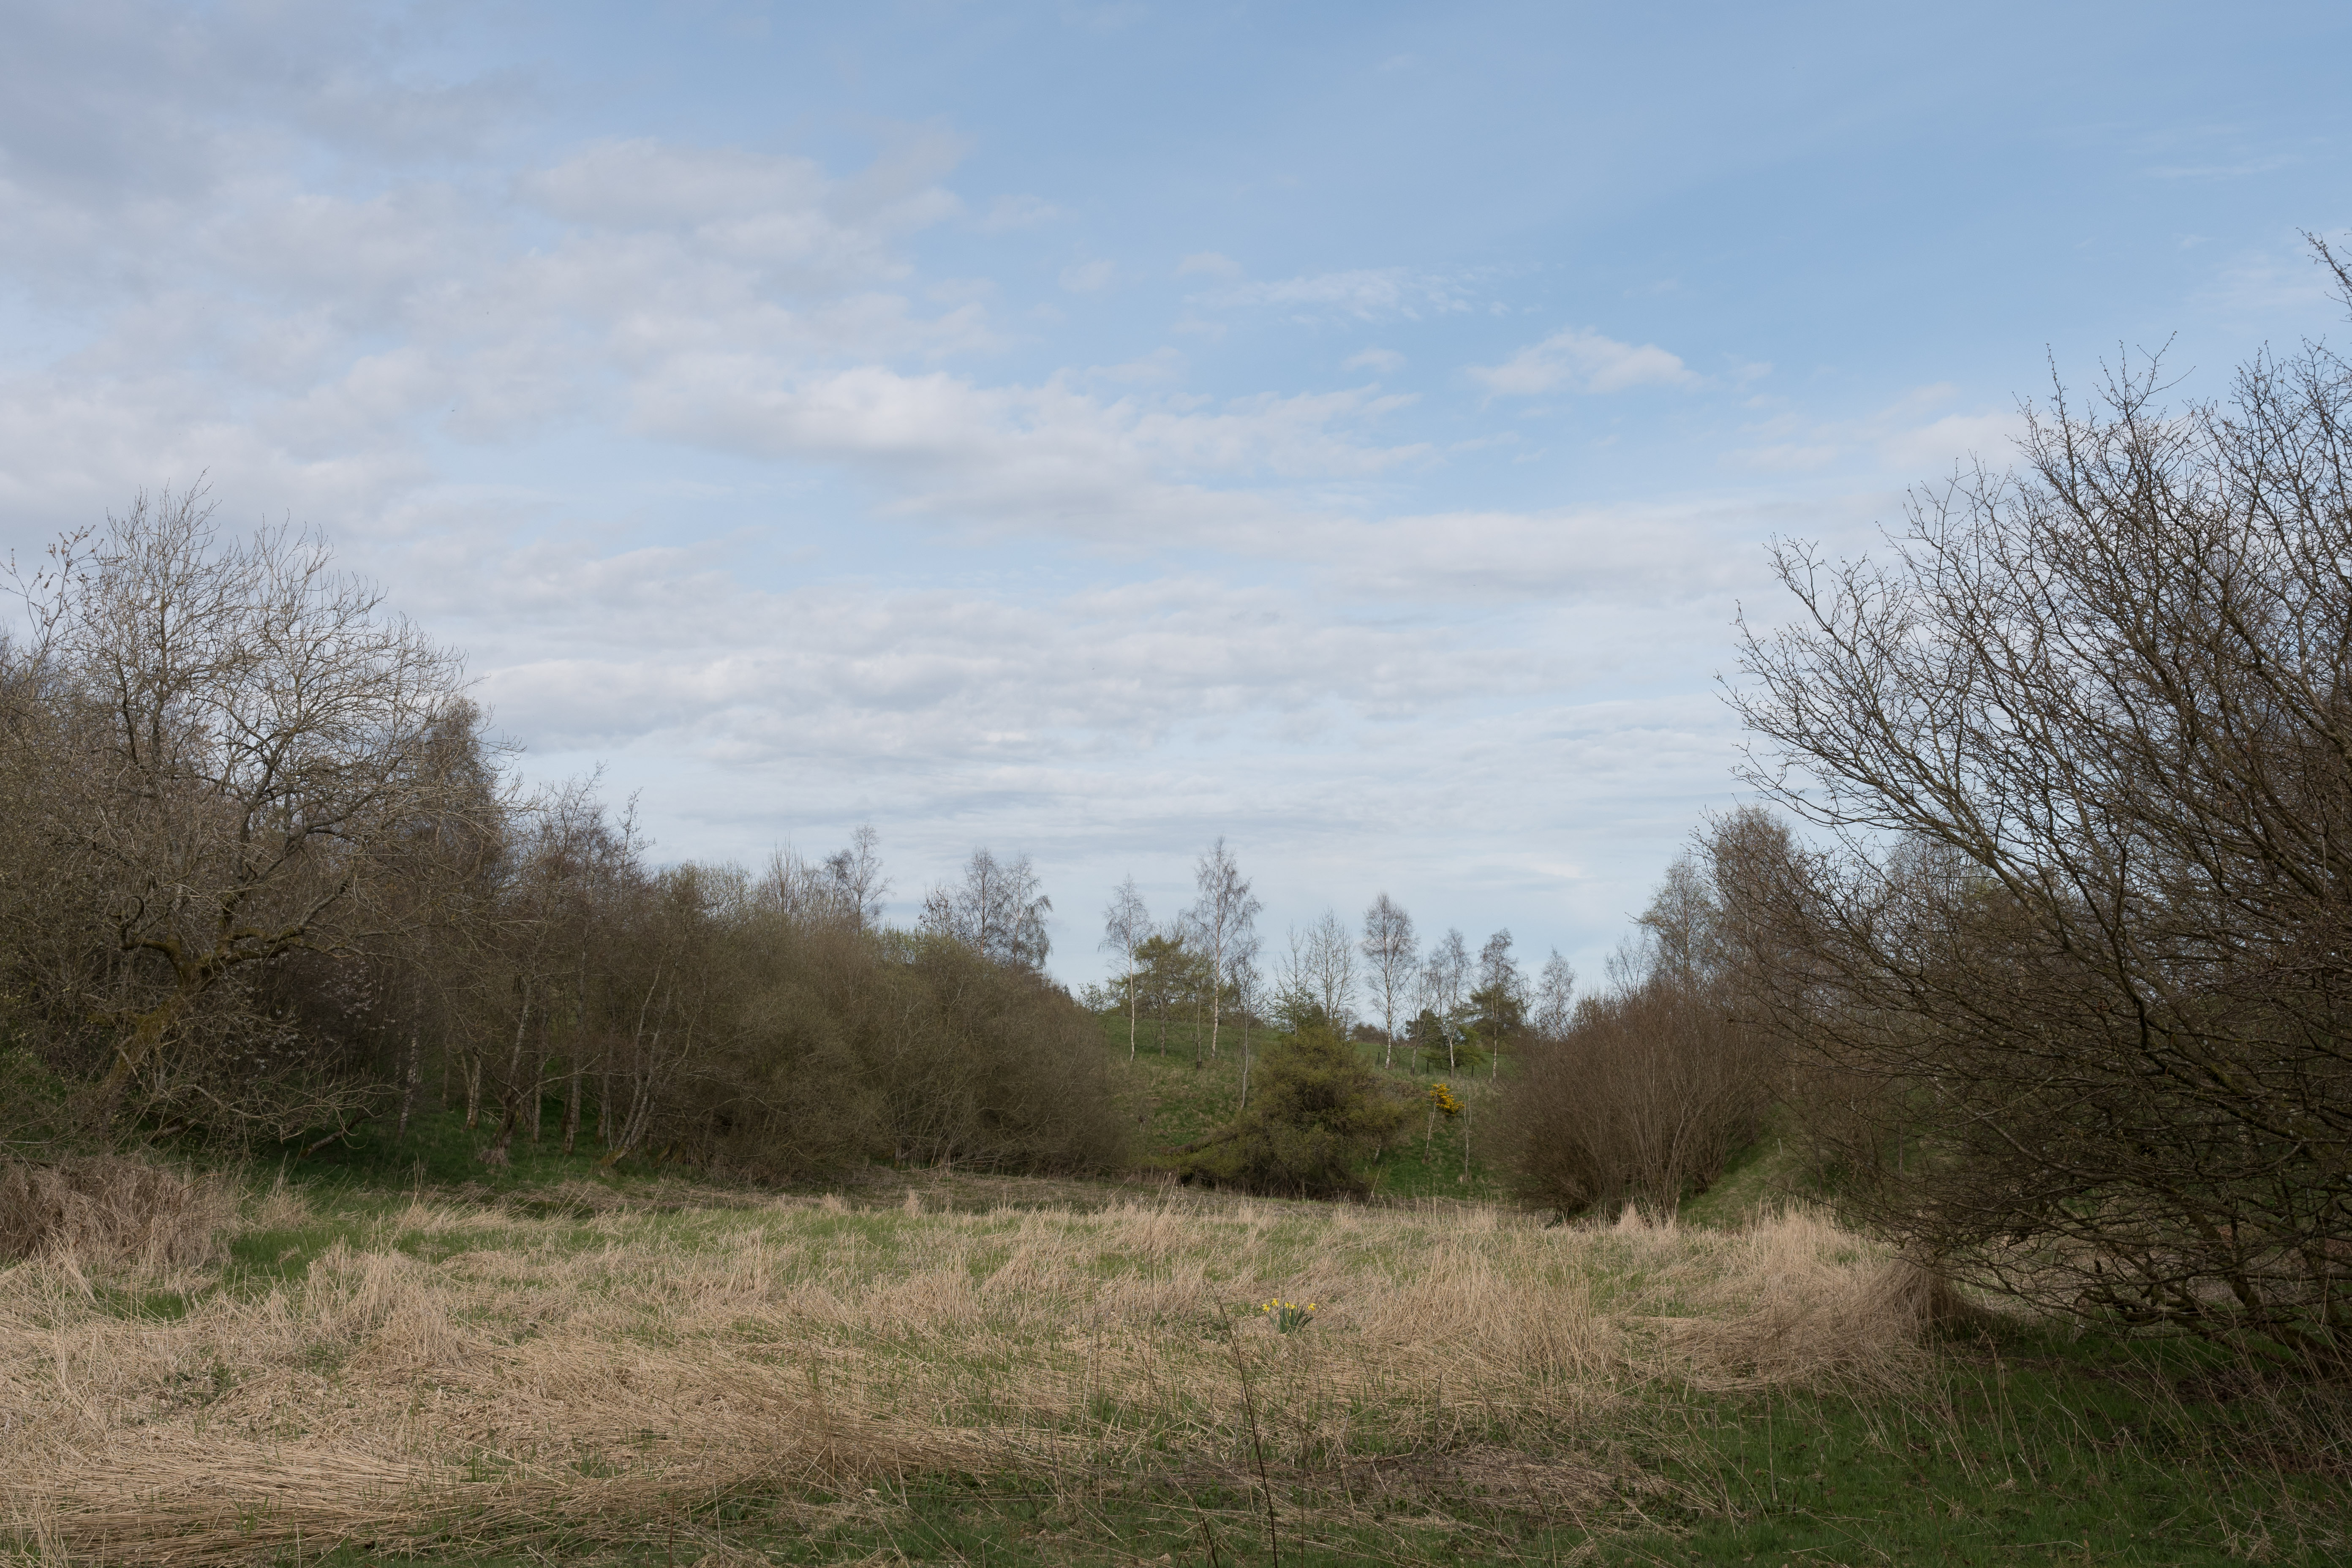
[1178,1026,1407,1198]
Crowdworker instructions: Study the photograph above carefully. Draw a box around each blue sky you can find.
[4,0,2348,993]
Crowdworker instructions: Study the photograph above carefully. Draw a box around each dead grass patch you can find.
[0,1182,1930,1565]
[0,1156,238,1271]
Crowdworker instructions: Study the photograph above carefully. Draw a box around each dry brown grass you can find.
[0,1156,239,1272]
[0,1179,1943,1565]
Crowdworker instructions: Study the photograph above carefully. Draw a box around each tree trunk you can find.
[563,1054,583,1155]
[527,1038,545,1143]
[599,1045,613,1149]
[88,987,192,1125]
[395,1029,421,1143]
[478,1098,520,1167]
[504,979,531,1123]
[1208,963,1222,1059]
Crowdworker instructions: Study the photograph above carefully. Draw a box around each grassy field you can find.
[4,1131,2347,1567]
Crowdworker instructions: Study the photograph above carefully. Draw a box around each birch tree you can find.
[1360,892,1417,1066]
[1422,927,1470,1071]
[1532,948,1576,1038]
[822,825,889,928]
[1186,838,1260,1059]
[1300,908,1357,1032]
[1100,875,1150,1056]
[1228,931,1264,1108]
[920,848,1051,969]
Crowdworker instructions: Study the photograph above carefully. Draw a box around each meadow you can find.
[4,1128,2345,1568]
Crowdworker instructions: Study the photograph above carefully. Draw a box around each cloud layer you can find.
[13,0,2288,981]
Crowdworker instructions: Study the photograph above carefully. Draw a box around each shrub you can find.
[1178,1026,1407,1197]
[1503,853,1775,1219]
[684,925,1130,1181]
[1503,977,1772,1219]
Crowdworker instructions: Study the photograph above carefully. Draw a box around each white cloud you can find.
[1177,251,1242,278]
[1205,268,1475,321]
[1877,411,2022,475]
[627,362,1432,539]
[1722,442,1842,473]
[372,514,1750,958]
[518,136,962,281]
[978,193,1062,231]
[2202,242,2341,316]
[1059,258,1118,293]
[1309,499,1807,606]
[1720,386,2021,479]
[1344,347,1405,373]
[1468,327,1699,396]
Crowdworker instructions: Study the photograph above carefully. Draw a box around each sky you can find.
[3,0,2349,994]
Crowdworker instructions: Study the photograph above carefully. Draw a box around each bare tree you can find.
[1504,865,1771,1219]
[1360,893,1417,1066]
[1531,948,1576,1038]
[1472,929,1524,1078]
[1305,908,1357,1032]
[1187,838,1261,1059]
[1100,875,1150,1057]
[759,825,887,930]
[822,825,888,928]
[1421,928,1470,1071]
[4,485,474,1133]
[471,777,635,1164]
[920,848,1051,970]
[1228,931,1264,1108]
[1720,247,2352,1361]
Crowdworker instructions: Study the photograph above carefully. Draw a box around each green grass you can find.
[288,1099,642,1190]
[1642,1328,2350,1565]
[1680,1110,1825,1230]
[269,1327,2348,1567]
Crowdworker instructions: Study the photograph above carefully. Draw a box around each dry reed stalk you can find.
[0,1156,238,1270]
[0,1183,1931,1565]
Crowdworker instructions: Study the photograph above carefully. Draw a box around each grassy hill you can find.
[1098,1009,1510,1203]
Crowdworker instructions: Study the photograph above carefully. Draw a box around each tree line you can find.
[1092,847,1574,1081]
[0,494,1121,1176]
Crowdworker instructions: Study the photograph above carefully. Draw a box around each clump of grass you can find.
[0,1154,237,1271]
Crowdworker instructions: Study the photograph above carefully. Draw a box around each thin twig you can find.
[1217,1300,1280,1568]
